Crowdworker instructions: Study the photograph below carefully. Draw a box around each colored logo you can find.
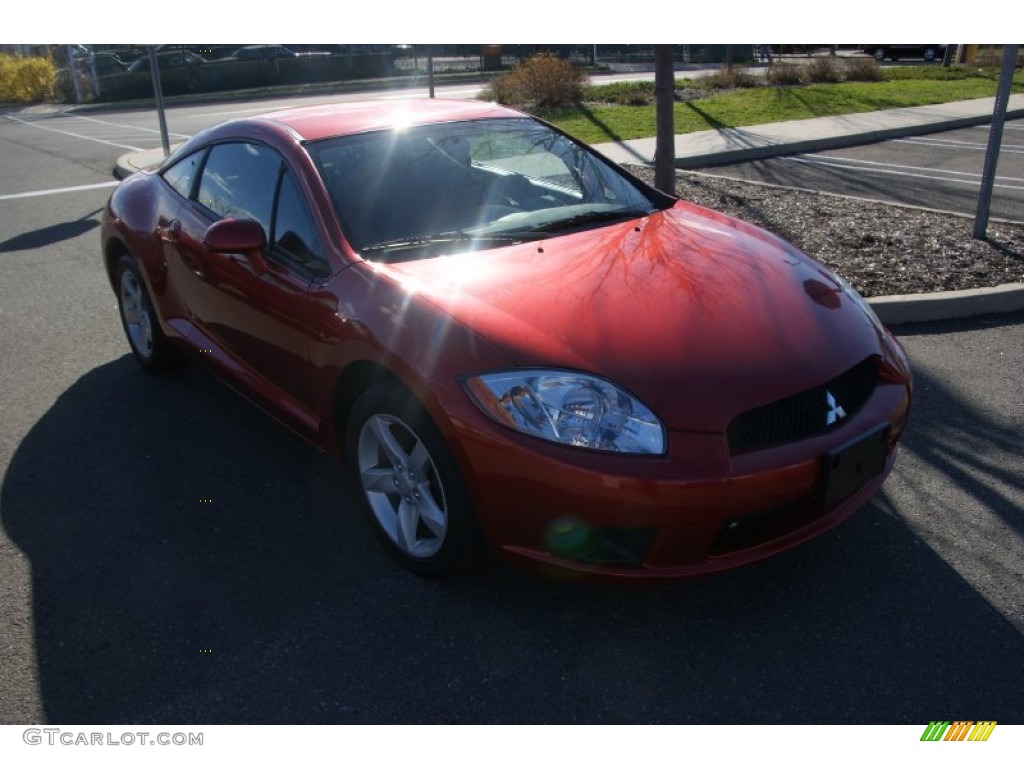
[921,721,997,741]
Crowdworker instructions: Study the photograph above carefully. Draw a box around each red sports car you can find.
[101,99,912,581]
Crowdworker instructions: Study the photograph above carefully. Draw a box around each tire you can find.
[923,47,937,62]
[115,254,175,372]
[873,47,887,61]
[347,383,482,575]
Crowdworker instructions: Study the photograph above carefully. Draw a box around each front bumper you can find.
[430,369,911,583]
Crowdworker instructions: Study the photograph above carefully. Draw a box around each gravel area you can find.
[627,166,1024,298]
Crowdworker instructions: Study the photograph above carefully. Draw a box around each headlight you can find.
[463,370,666,455]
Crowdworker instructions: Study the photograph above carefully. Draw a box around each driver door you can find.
[168,141,323,437]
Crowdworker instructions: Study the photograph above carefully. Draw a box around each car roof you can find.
[253,99,527,143]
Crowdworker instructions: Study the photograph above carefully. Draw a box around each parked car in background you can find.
[101,99,912,582]
[226,45,332,62]
[863,44,946,62]
[228,45,299,61]
[127,50,206,72]
[126,49,206,88]
[78,52,128,77]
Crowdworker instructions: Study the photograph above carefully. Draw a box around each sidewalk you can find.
[592,94,1024,167]
[114,94,1024,324]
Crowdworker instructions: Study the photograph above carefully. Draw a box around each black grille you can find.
[726,358,878,454]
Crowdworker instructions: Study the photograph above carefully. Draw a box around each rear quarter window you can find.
[161,149,205,199]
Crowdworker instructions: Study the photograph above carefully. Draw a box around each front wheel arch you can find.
[331,360,405,452]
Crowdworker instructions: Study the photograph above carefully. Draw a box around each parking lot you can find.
[701,119,1024,222]
[1,94,1022,725]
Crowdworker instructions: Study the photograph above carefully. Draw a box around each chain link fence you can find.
[5,44,791,105]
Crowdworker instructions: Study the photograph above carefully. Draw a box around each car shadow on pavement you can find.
[2,353,1023,724]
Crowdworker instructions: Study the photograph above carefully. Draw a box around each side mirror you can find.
[203,218,269,274]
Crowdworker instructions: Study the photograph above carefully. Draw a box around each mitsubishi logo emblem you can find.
[825,390,846,426]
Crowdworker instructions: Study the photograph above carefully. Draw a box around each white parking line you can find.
[894,136,1024,153]
[0,181,119,201]
[68,114,192,140]
[789,153,1016,179]
[975,123,1024,132]
[783,155,1024,190]
[191,106,283,119]
[3,114,144,151]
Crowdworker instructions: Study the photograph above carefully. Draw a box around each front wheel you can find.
[347,384,482,575]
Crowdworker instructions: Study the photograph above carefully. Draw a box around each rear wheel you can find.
[347,384,481,575]
[115,254,174,372]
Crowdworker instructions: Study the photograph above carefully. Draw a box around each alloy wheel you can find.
[119,269,153,360]
[357,413,449,559]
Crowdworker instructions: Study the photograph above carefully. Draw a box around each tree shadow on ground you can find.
[885,314,1024,545]
[681,100,729,131]
[566,104,639,155]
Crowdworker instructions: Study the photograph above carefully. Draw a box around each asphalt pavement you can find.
[112,94,1024,324]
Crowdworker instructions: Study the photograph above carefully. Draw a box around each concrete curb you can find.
[675,107,1024,168]
[114,145,181,180]
[588,95,1024,168]
[868,282,1024,325]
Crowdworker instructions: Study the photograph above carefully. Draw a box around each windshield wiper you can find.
[361,231,544,254]
[522,208,651,234]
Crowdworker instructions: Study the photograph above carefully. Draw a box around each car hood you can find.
[372,202,888,432]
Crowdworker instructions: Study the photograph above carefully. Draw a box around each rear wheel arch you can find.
[114,253,176,372]
[104,237,131,291]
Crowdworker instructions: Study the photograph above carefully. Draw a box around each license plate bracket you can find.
[822,423,889,507]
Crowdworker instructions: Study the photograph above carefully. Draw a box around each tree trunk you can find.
[654,45,676,195]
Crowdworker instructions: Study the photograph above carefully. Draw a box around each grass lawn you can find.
[537,68,1024,145]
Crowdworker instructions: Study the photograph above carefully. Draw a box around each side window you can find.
[196,142,280,232]
[161,149,205,200]
[272,170,326,272]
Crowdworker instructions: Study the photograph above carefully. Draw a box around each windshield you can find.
[308,118,666,259]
